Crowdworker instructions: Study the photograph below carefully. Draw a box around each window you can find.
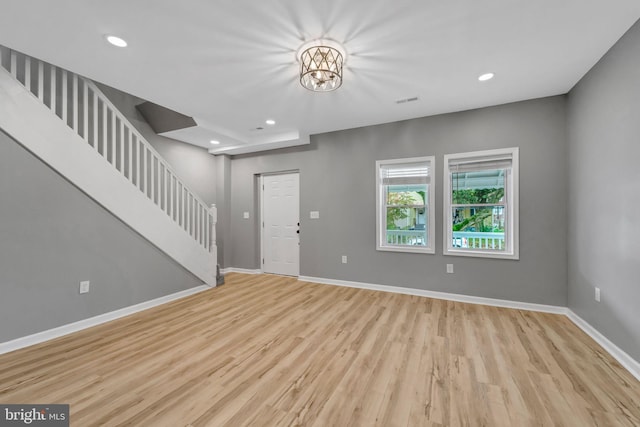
[444,147,519,259]
[376,156,435,253]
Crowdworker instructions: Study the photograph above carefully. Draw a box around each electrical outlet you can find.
[446,264,454,274]
[310,211,320,219]
[595,287,601,302]
[342,255,347,264]
[79,280,90,294]
[243,211,250,219]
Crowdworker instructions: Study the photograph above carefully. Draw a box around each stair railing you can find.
[0,45,216,253]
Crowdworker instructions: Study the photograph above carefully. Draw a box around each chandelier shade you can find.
[299,44,344,92]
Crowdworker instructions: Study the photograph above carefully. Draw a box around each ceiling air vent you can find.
[395,96,419,104]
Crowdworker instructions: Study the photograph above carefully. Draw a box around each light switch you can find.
[243,211,250,219]
[79,280,90,294]
[310,211,320,219]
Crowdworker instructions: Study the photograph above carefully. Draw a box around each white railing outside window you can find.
[451,231,505,250]
[386,230,426,246]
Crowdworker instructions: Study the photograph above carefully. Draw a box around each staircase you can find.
[0,45,218,286]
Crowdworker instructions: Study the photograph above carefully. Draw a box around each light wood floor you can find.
[0,274,638,426]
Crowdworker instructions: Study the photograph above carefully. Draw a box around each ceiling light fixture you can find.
[265,119,276,125]
[478,72,495,82]
[298,39,345,92]
[106,35,128,47]
[210,140,220,145]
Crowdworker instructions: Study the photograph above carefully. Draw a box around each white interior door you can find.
[262,172,300,276]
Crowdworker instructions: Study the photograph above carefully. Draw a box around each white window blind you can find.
[380,162,430,185]
[448,154,512,173]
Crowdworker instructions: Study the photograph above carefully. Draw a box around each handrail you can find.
[83,80,208,210]
[0,45,216,253]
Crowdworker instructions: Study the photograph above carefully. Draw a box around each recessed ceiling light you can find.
[210,140,220,145]
[106,35,128,47]
[478,73,495,82]
[265,119,276,125]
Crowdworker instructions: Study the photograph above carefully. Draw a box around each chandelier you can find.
[298,40,345,92]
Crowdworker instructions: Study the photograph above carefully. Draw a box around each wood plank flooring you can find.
[0,273,638,426]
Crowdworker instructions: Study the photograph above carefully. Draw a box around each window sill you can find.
[377,245,435,254]
[443,248,519,260]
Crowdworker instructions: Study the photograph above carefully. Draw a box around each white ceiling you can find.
[1,1,639,154]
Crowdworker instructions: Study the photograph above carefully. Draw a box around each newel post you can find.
[209,204,217,253]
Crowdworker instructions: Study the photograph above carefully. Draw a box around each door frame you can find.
[259,170,300,275]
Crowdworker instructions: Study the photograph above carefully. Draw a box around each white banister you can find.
[198,206,202,245]
[10,51,17,78]
[198,205,203,245]
[50,65,57,114]
[102,100,107,157]
[144,147,149,194]
[151,156,156,203]
[161,164,166,212]
[110,110,116,165]
[179,185,185,229]
[82,78,211,225]
[83,80,89,141]
[169,174,174,219]
[92,88,97,148]
[195,204,199,244]
[61,70,67,123]
[127,129,133,182]
[210,204,217,253]
[204,208,209,250]
[119,119,124,172]
[134,135,142,186]
[0,46,8,70]
[203,206,207,246]
[37,61,43,102]
[24,56,31,92]
[201,205,205,245]
[72,73,78,132]
[0,45,214,255]
[187,193,191,236]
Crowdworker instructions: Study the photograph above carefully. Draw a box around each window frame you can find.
[443,147,519,260]
[376,156,436,254]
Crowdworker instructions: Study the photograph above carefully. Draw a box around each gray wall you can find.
[215,155,232,268]
[567,19,640,360]
[0,130,204,342]
[230,96,568,306]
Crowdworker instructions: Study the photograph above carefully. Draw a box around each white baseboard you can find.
[0,285,210,356]
[566,310,640,382]
[221,267,262,275]
[298,275,567,314]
